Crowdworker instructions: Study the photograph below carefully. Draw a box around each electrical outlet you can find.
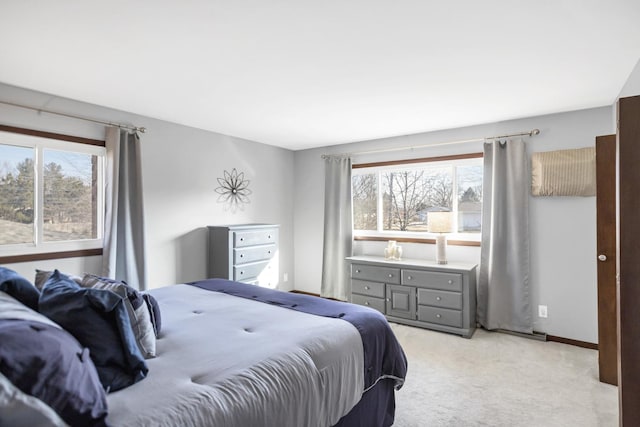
[283,273,288,282]
[538,305,548,318]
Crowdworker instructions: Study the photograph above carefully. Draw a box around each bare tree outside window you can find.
[352,173,377,230]
[382,167,453,231]
[422,168,454,209]
[383,171,425,231]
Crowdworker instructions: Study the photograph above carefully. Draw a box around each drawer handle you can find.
[386,298,390,302]
[448,280,453,284]
[240,237,245,242]
[388,274,393,278]
[436,314,442,318]
[268,235,272,239]
[240,254,244,258]
[407,275,412,280]
[364,286,369,290]
[365,302,370,306]
[355,269,361,273]
[240,271,244,275]
[268,250,272,254]
[436,296,441,301]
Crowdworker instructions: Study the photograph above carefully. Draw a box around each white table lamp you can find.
[427,212,453,264]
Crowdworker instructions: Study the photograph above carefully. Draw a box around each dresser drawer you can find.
[233,229,277,248]
[417,288,462,310]
[351,294,386,314]
[233,260,271,281]
[417,306,462,328]
[351,264,400,284]
[351,279,385,298]
[403,269,462,292]
[234,244,276,264]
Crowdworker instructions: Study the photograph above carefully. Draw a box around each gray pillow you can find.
[80,274,156,359]
[34,270,82,291]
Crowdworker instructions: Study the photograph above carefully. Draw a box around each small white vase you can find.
[393,245,403,260]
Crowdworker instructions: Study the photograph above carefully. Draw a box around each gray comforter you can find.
[106,284,364,427]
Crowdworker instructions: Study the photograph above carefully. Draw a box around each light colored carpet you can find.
[390,323,618,427]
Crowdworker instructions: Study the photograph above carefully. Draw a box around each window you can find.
[0,129,105,258]
[352,154,483,241]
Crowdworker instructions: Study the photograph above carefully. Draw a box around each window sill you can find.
[353,235,480,247]
[0,248,103,264]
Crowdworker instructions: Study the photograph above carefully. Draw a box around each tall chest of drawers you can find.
[208,224,279,288]
[347,255,477,338]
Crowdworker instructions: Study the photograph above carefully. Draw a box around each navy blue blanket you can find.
[188,279,407,391]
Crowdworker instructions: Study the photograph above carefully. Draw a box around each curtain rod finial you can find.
[531,129,540,136]
[137,127,147,134]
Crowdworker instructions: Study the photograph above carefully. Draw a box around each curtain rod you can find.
[321,128,540,158]
[0,100,147,133]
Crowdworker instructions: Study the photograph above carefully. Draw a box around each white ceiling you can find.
[1,1,639,151]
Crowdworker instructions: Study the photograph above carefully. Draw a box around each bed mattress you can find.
[105,284,364,427]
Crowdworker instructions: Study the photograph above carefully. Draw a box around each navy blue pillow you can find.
[0,319,108,426]
[39,270,148,392]
[0,267,40,311]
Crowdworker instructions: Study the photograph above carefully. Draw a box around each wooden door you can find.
[617,94,640,426]
[596,134,617,385]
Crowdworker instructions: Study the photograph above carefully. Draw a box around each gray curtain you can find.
[103,127,147,290]
[477,139,532,334]
[321,156,353,301]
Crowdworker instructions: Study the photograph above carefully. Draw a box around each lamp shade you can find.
[427,212,453,233]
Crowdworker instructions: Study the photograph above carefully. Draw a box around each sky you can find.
[0,144,93,183]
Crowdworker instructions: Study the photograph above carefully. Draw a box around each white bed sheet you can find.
[106,284,364,427]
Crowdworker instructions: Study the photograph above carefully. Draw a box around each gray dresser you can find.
[347,255,477,338]
[208,224,279,287]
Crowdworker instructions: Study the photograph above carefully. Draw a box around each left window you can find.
[0,129,105,257]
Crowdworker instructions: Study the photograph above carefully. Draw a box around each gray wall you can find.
[0,83,295,290]
[619,57,640,98]
[293,106,613,343]
[612,57,640,124]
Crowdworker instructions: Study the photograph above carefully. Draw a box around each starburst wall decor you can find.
[215,168,252,212]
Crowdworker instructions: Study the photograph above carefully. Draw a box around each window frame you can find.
[352,152,483,246]
[0,125,106,262]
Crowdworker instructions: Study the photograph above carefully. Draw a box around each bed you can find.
[0,269,407,427]
[106,279,407,427]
